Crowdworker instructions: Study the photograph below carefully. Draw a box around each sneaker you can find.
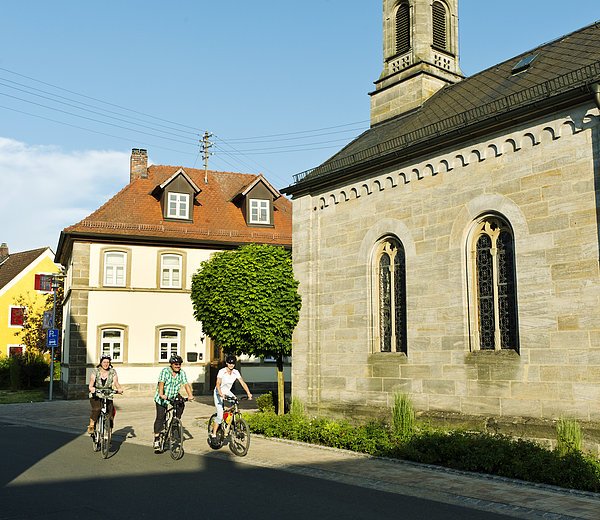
[153,440,161,453]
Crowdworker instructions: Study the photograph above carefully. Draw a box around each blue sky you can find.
[1,1,599,252]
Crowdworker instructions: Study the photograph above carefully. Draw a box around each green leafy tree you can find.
[190,244,301,414]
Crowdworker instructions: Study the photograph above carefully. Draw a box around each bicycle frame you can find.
[157,396,186,460]
[208,395,250,456]
[92,389,116,458]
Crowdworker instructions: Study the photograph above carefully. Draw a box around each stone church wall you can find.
[291,104,600,433]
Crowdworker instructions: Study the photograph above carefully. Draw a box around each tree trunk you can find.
[276,354,285,416]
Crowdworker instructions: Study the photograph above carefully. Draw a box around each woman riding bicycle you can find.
[87,355,123,434]
[210,354,252,438]
[153,354,194,452]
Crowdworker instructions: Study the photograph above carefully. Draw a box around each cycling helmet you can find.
[225,355,236,365]
[169,354,183,364]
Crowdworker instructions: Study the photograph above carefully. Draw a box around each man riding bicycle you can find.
[153,354,194,452]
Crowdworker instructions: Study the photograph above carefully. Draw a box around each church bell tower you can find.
[370,0,464,125]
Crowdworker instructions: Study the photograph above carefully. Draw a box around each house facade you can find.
[56,149,292,398]
[0,244,61,356]
[284,0,600,441]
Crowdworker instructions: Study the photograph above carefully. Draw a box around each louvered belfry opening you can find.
[395,3,410,55]
[432,1,447,50]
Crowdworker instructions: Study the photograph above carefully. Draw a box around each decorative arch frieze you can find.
[469,150,483,163]
[521,132,539,149]
[502,138,519,154]
[311,112,597,212]
[424,163,436,176]
[454,154,468,169]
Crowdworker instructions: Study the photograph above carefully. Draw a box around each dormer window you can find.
[249,199,270,224]
[167,192,190,220]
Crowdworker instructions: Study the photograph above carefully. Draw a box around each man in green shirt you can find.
[153,354,194,452]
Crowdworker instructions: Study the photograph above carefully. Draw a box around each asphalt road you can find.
[0,423,514,520]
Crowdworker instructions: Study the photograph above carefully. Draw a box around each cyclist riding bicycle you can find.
[211,354,252,438]
[153,354,194,452]
[87,355,123,434]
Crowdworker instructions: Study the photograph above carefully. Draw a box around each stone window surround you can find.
[157,250,187,290]
[96,324,129,364]
[372,235,407,354]
[100,248,132,288]
[155,325,186,363]
[466,213,520,353]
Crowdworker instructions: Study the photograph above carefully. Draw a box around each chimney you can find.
[0,243,8,262]
[130,148,148,182]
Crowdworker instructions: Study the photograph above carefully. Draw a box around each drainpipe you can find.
[591,83,600,110]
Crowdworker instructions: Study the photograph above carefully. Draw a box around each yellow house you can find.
[0,243,61,356]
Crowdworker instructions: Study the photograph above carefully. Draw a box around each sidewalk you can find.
[0,396,598,519]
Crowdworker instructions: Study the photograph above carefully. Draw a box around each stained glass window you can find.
[376,238,407,354]
[473,217,519,352]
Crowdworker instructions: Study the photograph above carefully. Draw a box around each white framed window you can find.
[161,254,182,289]
[249,199,270,224]
[9,306,25,328]
[167,192,190,219]
[104,251,126,287]
[100,328,123,362]
[159,329,181,362]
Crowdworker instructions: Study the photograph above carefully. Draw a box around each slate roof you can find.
[286,21,600,193]
[0,247,48,292]
[56,166,292,263]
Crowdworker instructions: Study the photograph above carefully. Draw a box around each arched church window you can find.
[376,237,407,353]
[432,1,448,51]
[471,216,519,352]
[395,2,411,55]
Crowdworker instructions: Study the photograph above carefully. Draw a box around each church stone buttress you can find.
[370,0,464,125]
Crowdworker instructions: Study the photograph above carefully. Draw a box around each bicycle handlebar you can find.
[95,389,120,397]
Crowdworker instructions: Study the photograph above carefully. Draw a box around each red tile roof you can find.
[57,167,292,259]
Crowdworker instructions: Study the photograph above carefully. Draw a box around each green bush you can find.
[0,352,50,390]
[19,351,50,389]
[245,411,600,493]
[9,356,21,390]
[0,356,10,389]
[255,392,275,413]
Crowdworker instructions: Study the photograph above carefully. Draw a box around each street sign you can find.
[43,311,53,330]
[47,328,59,348]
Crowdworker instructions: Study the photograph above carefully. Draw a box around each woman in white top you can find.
[211,354,252,437]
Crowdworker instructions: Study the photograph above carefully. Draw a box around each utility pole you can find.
[202,131,213,184]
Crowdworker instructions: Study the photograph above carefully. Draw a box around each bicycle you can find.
[208,395,251,457]
[156,396,187,460]
[91,389,117,458]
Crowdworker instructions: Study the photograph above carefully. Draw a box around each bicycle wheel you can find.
[228,417,250,457]
[169,418,184,460]
[100,414,111,458]
[207,413,224,449]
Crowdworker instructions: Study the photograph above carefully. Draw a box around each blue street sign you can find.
[47,328,59,348]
